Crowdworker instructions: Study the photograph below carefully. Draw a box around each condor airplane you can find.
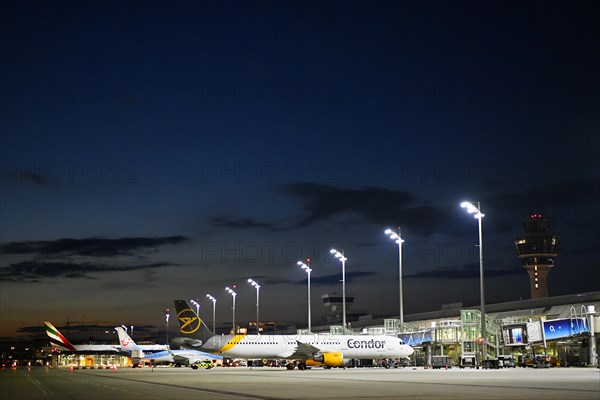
[172,300,414,369]
[116,326,221,366]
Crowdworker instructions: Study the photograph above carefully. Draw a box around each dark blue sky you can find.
[1,0,598,339]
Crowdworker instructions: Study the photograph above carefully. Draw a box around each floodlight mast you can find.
[247,279,261,334]
[190,299,200,316]
[385,227,405,332]
[206,294,217,333]
[330,248,347,331]
[225,287,237,334]
[297,260,312,333]
[461,201,486,362]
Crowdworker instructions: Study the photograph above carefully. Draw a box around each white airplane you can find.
[115,326,168,352]
[44,321,120,353]
[115,326,221,366]
[172,300,414,369]
[44,321,168,353]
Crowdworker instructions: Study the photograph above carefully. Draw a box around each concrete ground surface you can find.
[1,366,599,399]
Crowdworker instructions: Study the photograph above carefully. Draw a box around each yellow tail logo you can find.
[177,308,200,334]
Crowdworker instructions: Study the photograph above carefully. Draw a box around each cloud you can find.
[262,277,293,285]
[249,271,378,286]
[19,172,47,185]
[487,177,599,215]
[477,176,600,234]
[0,236,190,282]
[405,263,522,280]
[280,183,450,236]
[206,178,599,241]
[303,271,377,286]
[2,170,48,186]
[520,177,599,207]
[0,236,189,257]
[0,260,179,282]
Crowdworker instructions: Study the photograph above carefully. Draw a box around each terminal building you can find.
[341,291,600,368]
[294,214,597,368]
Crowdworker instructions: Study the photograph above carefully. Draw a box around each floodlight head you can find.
[330,248,347,262]
[225,287,236,296]
[461,201,484,219]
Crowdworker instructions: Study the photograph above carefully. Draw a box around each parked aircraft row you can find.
[44,300,414,370]
[44,321,219,366]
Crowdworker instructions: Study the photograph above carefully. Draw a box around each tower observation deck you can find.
[514,214,560,299]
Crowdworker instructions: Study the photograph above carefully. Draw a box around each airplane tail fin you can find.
[115,327,141,352]
[44,321,76,351]
[173,300,215,348]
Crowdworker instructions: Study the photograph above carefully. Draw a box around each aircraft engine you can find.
[312,352,343,367]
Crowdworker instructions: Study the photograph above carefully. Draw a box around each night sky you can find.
[1,1,599,339]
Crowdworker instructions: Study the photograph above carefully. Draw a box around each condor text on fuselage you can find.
[347,338,386,349]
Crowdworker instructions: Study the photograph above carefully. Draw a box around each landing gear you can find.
[286,361,307,370]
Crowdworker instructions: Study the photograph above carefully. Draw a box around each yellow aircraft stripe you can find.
[218,334,247,353]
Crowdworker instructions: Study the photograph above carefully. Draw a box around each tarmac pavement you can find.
[2,365,599,399]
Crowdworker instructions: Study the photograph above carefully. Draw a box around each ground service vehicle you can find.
[191,360,213,369]
[459,355,476,369]
[498,355,516,368]
[432,355,451,369]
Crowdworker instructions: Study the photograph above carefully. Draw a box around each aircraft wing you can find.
[288,341,322,360]
[172,354,191,364]
[165,346,222,365]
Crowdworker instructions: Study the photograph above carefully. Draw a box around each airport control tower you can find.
[514,214,560,299]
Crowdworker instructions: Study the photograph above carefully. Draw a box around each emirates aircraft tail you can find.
[43,321,119,353]
[44,321,76,351]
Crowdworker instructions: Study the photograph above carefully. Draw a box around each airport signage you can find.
[502,324,527,346]
[398,331,433,346]
[542,318,589,340]
[526,321,543,343]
